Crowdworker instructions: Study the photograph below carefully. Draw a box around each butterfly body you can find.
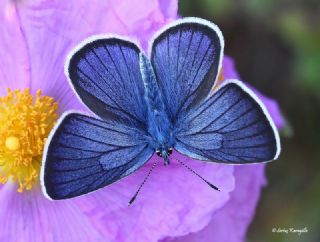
[140,54,175,165]
[41,18,280,200]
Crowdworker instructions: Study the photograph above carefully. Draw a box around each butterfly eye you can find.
[156,150,162,157]
[168,148,173,155]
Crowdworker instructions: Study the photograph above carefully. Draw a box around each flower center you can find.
[5,136,21,151]
[0,89,58,192]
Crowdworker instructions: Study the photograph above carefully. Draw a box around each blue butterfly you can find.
[41,17,280,201]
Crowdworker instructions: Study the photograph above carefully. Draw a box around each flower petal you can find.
[157,0,178,19]
[0,182,106,242]
[14,0,177,112]
[222,56,241,80]
[164,165,266,242]
[0,1,31,94]
[76,152,235,242]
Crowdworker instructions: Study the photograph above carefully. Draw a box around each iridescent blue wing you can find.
[66,36,147,130]
[42,37,154,199]
[150,18,223,121]
[41,113,153,200]
[174,81,280,163]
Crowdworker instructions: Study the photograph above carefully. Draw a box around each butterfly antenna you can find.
[128,160,158,205]
[175,158,220,191]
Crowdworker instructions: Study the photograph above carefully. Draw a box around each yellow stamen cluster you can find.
[0,89,58,192]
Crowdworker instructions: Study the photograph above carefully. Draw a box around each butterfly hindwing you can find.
[150,18,223,121]
[42,113,153,200]
[66,37,147,129]
[174,80,280,163]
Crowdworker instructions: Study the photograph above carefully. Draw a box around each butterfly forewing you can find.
[67,37,147,129]
[150,18,224,122]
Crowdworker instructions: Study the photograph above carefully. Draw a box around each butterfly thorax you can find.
[140,54,175,165]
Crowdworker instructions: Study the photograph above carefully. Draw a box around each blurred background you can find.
[180,1,320,241]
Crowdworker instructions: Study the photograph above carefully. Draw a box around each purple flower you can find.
[0,1,284,242]
[164,164,267,242]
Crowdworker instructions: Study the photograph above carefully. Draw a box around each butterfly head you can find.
[156,148,173,166]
